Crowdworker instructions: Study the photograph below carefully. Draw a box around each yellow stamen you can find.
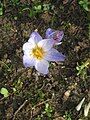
[32,46,45,60]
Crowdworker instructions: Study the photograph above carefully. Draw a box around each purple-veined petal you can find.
[49,31,64,42]
[46,28,53,38]
[23,55,35,67]
[35,59,49,74]
[45,48,65,61]
[46,28,64,45]
[38,39,54,51]
[28,31,42,44]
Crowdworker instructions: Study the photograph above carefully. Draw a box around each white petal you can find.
[38,39,54,51]
[23,55,35,67]
[28,31,42,44]
[45,48,65,61]
[23,42,34,52]
[35,60,49,74]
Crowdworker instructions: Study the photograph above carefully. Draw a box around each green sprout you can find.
[35,115,42,120]
[13,79,23,94]
[21,3,53,18]
[34,5,42,12]
[37,90,45,101]
[0,60,12,72]
[44,103,53,118]
[29,4,42,17]
[10,0,20,5]
[76,60,90,79]
[43,4,50,11]
[63,111,72,120]
[78,0,90,11]
[0,87,9,98]
[0,2,3,16]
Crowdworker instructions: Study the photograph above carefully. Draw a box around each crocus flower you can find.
[23,31,65,74]
[46,28,64,45]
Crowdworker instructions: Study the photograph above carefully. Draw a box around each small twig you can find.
[0,60,10,70]
[32,99,50,110]
[0,97,5,102]
[13,100,28,120]
[30,67,35,76]
[12,99,51,120]
[35,20,43,31]
[38,80,45,91]
[30,99,51,118]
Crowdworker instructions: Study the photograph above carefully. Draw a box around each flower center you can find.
[32,46,45,60]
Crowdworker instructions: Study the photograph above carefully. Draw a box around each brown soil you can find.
[0,0,90,120]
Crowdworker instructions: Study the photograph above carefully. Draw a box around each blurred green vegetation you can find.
[78,0,90,11]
